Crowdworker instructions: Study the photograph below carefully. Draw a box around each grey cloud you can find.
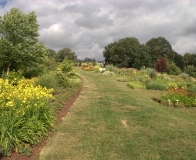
[74,14,113,29]
[1,0,196,60]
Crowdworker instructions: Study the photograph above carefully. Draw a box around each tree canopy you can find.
[103,36,195,72]
[56,48,77,62]
[103,37,152,69]
[146,36,174,64]
[0,8,46,74]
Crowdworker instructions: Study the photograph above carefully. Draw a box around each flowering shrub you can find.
[93,65,100,72]
[167,81,187,90]
[0,78,55,156]
[163,88,196,107]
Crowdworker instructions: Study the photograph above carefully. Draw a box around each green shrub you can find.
[180,72,190,81]
[35,72,58,89]
[127,82,146,89]
[1,70,23,85]
[145,68,157,78]
[117,77,128,82]
[146,81,168,90]
[61,58,73,74]
[106,65,117,72]
[184,65,196,78]
[187,85,196,93]
[67,70,80,79]
[93,65,100,72]
[88,62,93,66]
[167,62,181,75]
[55,71,71,88]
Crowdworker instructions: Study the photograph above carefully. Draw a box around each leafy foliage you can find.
[56,48,77,62]
[103,37,152,68]
[0,78,55,156]
[146,81,168,90]
[0,8,46,75]
[167,62,181,75]
[146,37,174,64]
[35,72,58,89]
[155,58,168,73]
[127,82,146,89]
[163,88,196,107]
[184,65,196,78]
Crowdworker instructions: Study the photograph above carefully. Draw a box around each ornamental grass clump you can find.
[0,78,55,156]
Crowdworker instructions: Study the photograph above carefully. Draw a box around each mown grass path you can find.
[39,68,196,160]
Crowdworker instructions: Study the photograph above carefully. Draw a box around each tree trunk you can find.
[6,62,11,75]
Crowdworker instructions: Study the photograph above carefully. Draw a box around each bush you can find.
[1,70,23,85]
[155,58,168,73]
[0,78,55,156]
[167,62,181,75]
[102,71,115,76]
[187,85,196,93]
[146,81,168,90]
[55,71,71,88]
[35,72,58,89]
[84,67,91,71]
[61,58,73,74]
[184,65,196,78]
[93,65,100,72]
[117,77,128,82]
[180,72,190,81]
[145,68,157,79]
[127,82,146,89]
[106,65,117,73]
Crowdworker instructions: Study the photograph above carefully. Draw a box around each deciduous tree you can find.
[0,8,46,75]
[56,48,77,62]
[146,37,173,64]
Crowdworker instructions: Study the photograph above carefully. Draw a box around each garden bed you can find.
[1,82,83,160]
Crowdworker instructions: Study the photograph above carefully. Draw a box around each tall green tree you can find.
[56,48,77,62]
[103,41,117,65]
[183,53,196,67]
[0,8,46,75]
[103,37,152,69]
[173,52,184,70]
[146,37,173,64]
[47,48,56,58]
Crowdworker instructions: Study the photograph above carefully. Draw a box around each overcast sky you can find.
[0,0,196,61]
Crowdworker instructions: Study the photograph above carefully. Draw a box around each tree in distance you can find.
[56,48,77,62]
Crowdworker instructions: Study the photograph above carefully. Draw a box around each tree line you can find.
[103,37,196,77]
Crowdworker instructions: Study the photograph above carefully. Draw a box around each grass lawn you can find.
[39,67,196,160]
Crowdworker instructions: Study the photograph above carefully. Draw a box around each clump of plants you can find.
[102,71,115,76]
[162,88,196,107]
[127,82,146,89]
[35,72,58,89]
[146,81,168,91]
[117,76,128,82]
[93,65,100,72]
[0,78,55,156]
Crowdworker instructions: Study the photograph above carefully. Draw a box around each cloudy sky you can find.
[0,0,196,61]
